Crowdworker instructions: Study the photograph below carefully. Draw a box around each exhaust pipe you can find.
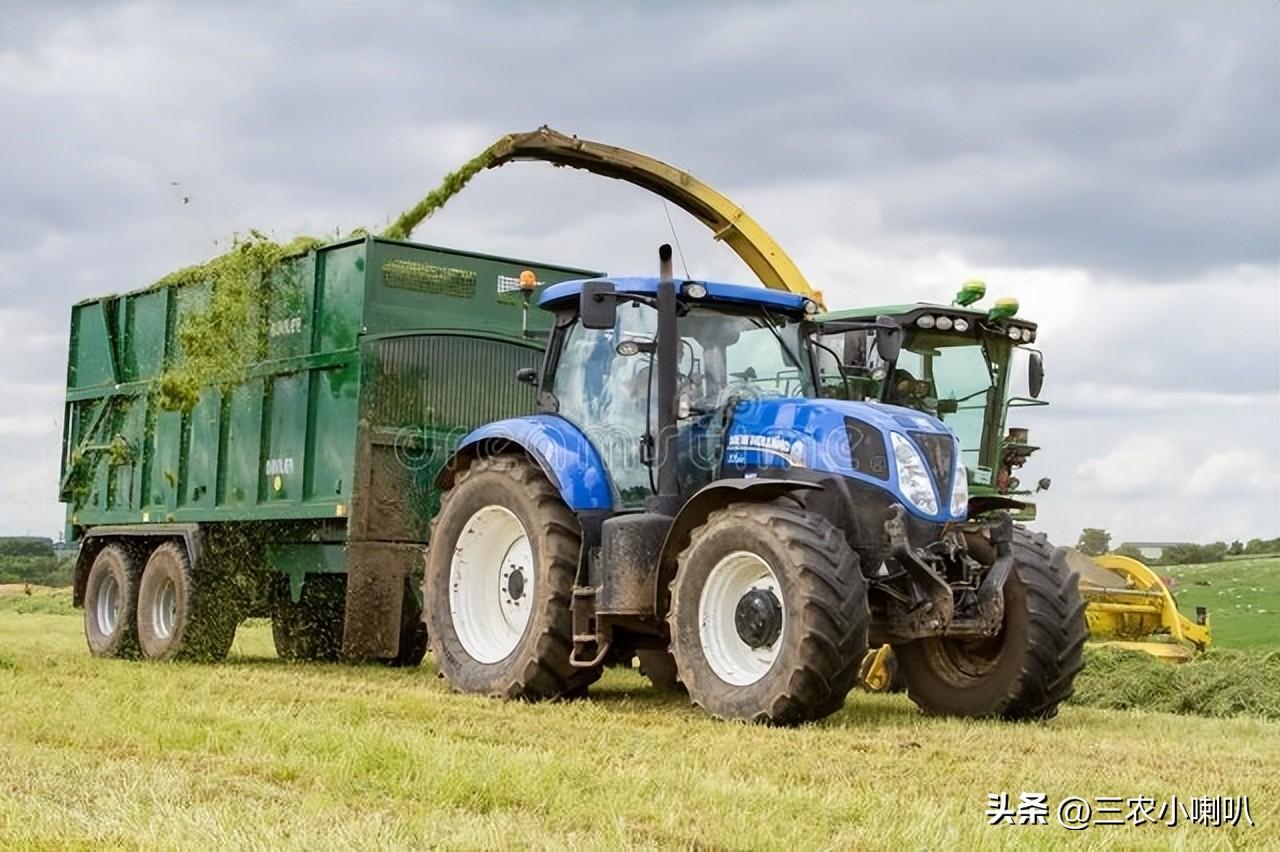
[649,244,680,515]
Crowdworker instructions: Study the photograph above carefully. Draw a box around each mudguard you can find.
[653,477,822,616]
[441,415,615,511]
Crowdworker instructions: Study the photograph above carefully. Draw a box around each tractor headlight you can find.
[951,464,969,516]
[890,432,938,515]
[953,318,970,332]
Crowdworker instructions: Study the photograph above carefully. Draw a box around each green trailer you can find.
[61,235,597,663]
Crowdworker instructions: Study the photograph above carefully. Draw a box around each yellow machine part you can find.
[488,127,818,302]
[860,551,1212,691]
[1075,552,1211,662]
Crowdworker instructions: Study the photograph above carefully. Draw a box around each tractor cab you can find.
[533,275,820,506]
[816,284,1048,518]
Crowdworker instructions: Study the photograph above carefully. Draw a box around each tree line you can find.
[0,537,74,586]
[1075,528,1280,565]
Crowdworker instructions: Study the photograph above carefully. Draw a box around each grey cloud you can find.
[0,1,1277,539]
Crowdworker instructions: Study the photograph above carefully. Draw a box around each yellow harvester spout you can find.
[488,126,818,302]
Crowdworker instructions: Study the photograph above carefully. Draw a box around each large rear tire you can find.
[271,574,345,662]
[425,456,599,700]
[668,501,869,725]
[83,543,141,659]
[137,541,237,662]
[895,526,1087,720]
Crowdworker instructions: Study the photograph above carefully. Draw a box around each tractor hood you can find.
[722,397,966,524]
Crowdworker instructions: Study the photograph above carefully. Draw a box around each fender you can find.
[652,477,821,617]
[439,414,615,511]
[72,523,204,607]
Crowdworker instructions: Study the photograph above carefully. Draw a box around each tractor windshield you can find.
[551,301,813,504]
[891,335,995,469]
[824,327,1001,469]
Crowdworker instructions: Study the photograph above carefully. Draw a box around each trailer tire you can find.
[425,455,599,700]
[668,501,868,725]
[895,526,1087,720]
[636,648,684,693]
[271,574,345,662]
[83,543,142,659]
[137,541,236,662]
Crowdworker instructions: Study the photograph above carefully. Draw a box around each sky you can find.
[1,2,1277,547]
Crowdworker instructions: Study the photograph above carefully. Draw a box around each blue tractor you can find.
[426,246,1085,725]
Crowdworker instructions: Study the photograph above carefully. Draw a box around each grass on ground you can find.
[1,587,1277,849]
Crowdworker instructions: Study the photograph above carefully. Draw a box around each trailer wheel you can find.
[83,543,142,659]
[137,541,236,662]
[425,455,598,699]
[271,574,345,662]
[636,648,683,692]
[668,501,868,725]
[895,526,1087,720]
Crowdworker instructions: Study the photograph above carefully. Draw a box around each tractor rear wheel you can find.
[895,526,1087,719]
[137,541,237,662]
[425,456,599,700]
[271,574,345,662]
[83,543,142,659]
[668,501,868,725]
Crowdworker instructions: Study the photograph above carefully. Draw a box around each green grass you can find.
[1165,555,1280,650]
[1,596,1277,848]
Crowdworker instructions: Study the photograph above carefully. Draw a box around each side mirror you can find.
[874,316,902,363]
[515,367,538,385]
[580,280,617,330]
[1029,351,1044,399]
[935,399,958,415]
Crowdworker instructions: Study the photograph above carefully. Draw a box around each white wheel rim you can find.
[449,505,535,664]
[151,577,177,640]
[97,573,119,635]
[698,551,785,686]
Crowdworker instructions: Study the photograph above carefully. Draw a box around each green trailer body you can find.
[61,235,597,659]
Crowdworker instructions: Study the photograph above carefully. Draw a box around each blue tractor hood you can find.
[722,397,966,524]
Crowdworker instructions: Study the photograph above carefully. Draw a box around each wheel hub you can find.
[734,588,782,649]
[697,551,786,686]
[449,505,535,664]
[506,567,526,603]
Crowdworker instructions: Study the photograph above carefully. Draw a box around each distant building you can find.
[1118,542,1190,561]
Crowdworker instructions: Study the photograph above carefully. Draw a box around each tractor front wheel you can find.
[424,456,599,700]
[894,526,1087,719]
[668,501,869,725]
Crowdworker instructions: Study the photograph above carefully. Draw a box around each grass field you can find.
[1165,555,1280,650]
[2,578,1277,849]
